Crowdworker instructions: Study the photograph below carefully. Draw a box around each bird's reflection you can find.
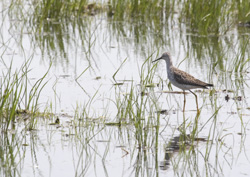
[160,134,206,170]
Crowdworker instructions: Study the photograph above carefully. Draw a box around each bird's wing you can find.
[173,68,208,88]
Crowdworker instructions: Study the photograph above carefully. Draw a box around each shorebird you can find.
[153,52,213,112]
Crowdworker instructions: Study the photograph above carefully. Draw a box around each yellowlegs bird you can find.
[153,52,213,112]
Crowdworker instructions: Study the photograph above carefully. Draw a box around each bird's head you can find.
[153,52,171,63]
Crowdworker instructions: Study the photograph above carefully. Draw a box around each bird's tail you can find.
[206,83,213,87]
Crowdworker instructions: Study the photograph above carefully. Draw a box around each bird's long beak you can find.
[152,57,162,63]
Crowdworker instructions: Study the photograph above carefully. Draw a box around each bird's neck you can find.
[165,61,174,81]
[165,59,173,71]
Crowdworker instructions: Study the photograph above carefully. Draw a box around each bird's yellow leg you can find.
[189,90,200,115]
[183,90,186,112]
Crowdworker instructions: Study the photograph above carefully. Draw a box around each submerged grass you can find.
[32,0,102,20]
[71,52,164,176]
[0,57,51,176]
[0,58,50,131]
[7,0,250,73]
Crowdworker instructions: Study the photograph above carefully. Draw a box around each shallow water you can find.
[1,1,250,177]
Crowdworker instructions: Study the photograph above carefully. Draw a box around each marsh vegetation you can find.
[1,0,250,176]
